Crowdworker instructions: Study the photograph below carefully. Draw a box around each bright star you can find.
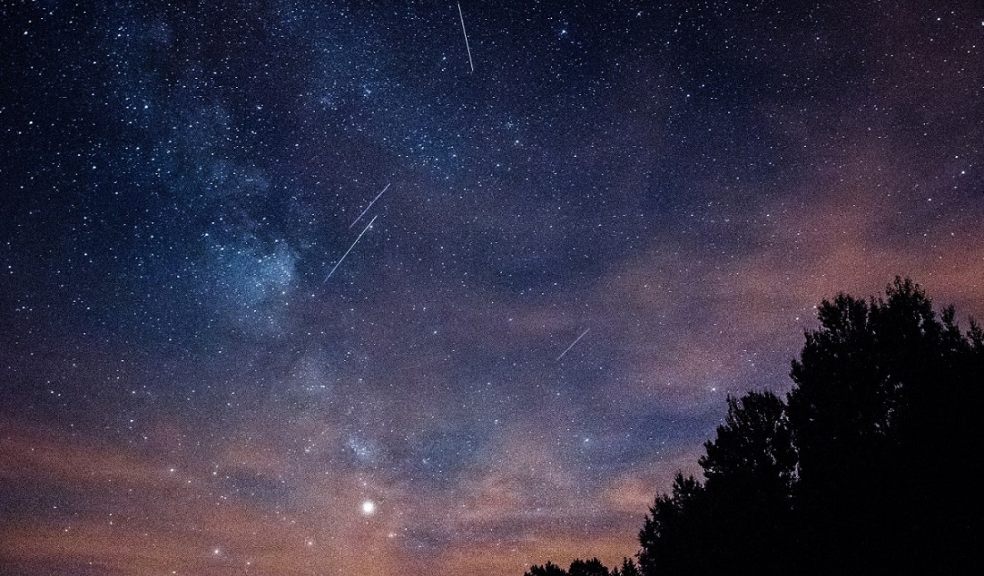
[361,500,376,515]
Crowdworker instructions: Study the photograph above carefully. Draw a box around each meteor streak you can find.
[350,183,390,229]
[557,328,590,361]
[457,3,474,73]
[326,214,379,281]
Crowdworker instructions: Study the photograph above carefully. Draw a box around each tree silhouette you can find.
[636,473,707,575]
[609,558,640,576]
[524,557,625,576]
[639,393,796,574]
[568,558,610,576]
[700,391,796,573]
[522,278,983,575]
[786,278,984,573]
[524,561,569,576]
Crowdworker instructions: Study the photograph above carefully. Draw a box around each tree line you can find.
[524,278,983,575]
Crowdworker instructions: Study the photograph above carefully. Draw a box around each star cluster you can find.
[1,1,982,575]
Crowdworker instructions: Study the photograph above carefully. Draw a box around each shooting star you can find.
[350,183,390,229]
[557,328,590,361]
[326,214,379,281]
[457,2,474,73]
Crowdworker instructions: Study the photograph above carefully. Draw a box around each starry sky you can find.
[1,1,982,575]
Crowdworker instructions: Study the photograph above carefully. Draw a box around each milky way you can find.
[1,2,982,575]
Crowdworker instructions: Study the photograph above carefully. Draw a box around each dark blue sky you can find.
[1,1,982,574]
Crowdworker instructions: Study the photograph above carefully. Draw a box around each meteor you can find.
[350,183,390,229]
[557,328,590,361]
[457,3,474,73]
[326,214,379,281]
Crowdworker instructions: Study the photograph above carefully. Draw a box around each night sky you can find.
[1,1,982,575]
